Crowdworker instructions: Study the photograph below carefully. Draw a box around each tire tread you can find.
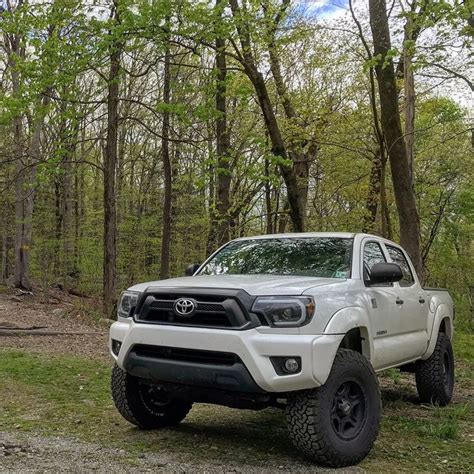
[111,364,192,429]
[415,333,454,406]
[286,349,380,467]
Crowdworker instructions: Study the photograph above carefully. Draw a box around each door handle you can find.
[396,298,404,305]
[419,297,425,304]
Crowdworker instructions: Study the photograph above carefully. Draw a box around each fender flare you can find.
[324,306,374,365]
[422,303,453,360]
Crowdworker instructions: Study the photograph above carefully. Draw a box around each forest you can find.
[0,0,472,324]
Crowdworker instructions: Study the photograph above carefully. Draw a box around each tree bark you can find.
[380,153,392,239]
[264,157,274,234]
[206,127,217,255]
[403,13,415,184]
[13,113,27,288]
[103,1,122,317]
[363,154,382,233]
[369,0,423,277]
[214,0,232,247]
[160,20,172,280]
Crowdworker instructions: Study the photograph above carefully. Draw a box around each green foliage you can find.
[0,0,471,324]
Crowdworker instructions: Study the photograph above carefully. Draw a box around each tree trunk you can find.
[363,154,382,233]
[13,113,28,289]
[103,2,121,318]
[1,169,10,282]
[380,153,392,239]
[8,32,31,290]
[264,158,273,234]
[403,14,415,184]
[214,0,232,247]
[160,18,172,280]
[14,92,51,290]
[206,134,217,255]
[369,0,422,277]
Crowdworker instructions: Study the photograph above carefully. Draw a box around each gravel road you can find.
[0,431,334,473]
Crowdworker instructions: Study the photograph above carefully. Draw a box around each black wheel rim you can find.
[139,384,171,415]
[330,380,367,440]
[443,351,453,391]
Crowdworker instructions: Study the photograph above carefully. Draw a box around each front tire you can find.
[111,364,192,429]
[286,349,380,467]
[415,333,454,406]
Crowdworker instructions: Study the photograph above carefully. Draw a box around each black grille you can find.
[136,290,252,329]
[132,344,240,366]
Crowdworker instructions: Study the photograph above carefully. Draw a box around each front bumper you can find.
[110,320,343,393]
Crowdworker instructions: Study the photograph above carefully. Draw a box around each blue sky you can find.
[296,0,350,19]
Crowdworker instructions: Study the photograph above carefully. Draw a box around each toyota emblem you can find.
[174,298,196,317]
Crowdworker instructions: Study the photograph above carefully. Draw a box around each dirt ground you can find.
[1,430,330,473]
[0,289,109,360]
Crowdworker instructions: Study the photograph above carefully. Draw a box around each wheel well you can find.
[339,327,370,360]
[438,317,452,339]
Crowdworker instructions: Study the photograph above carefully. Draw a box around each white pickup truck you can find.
[110,233,454,467]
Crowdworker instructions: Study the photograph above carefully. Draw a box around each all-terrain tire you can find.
[415,333,454,406]
[286,349,380,467]
[111,364,192,429]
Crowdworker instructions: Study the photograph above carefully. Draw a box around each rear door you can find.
[384,244,429,360]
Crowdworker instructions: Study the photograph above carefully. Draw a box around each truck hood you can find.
[128,274,346,296]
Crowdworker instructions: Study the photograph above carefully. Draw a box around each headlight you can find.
[117,291,140,319]
[252,296,315,327]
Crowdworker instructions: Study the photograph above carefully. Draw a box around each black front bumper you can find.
[124,344,265,394]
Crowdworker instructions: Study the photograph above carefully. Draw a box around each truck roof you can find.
[233,232,362,241]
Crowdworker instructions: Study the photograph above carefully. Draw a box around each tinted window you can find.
[199,238,353,278]
[387,246,415,286]
[363,242,387,283]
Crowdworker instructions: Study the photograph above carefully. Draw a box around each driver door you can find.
[362,240,400,370]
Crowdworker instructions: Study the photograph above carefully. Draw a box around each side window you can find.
[386,246,415,287]
[363,242,387,284]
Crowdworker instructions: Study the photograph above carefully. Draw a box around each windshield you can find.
[198,237,353,278]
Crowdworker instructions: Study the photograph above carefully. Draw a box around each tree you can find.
[369,0,423,276]
[213,0,232,248]
[228,0,307,232]
[103,0,123,317]
[160,15,172,280]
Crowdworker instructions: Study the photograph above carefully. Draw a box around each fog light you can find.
[111,339,122,356]
[284,358,300,373]
[270,356,301,375]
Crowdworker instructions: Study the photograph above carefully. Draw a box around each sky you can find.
[296,0,349,19]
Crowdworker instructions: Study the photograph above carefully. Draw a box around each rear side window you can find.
[386,246,415,287]
[363,242,387,283]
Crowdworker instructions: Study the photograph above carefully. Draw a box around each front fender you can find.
[324,306,374,365]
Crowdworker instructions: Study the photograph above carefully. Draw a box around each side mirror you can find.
[368,263,403,285]
[185,263,201,276]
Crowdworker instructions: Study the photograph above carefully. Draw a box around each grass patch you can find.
[386,403,470,442]
[0,331,473,470]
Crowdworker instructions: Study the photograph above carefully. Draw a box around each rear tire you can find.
[111,364,192,429]
[415,333,454,406]
[286,349,380,467]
